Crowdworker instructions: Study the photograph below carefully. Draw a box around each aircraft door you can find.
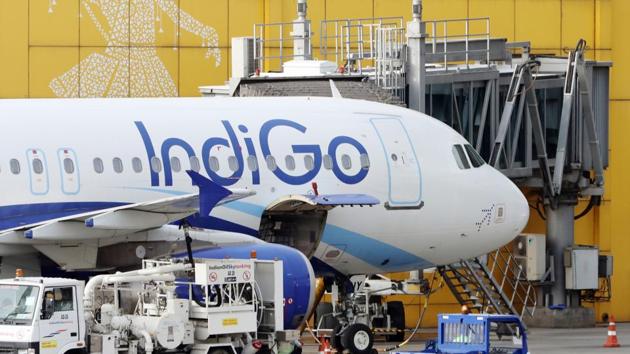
[58,149,80,195]
[370,118,423,209]
[39,286,80,354]
[26,149,49,195]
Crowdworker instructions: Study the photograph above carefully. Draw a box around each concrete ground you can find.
[301,323,630,353]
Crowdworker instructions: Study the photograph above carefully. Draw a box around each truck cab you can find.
[0,276,86,354]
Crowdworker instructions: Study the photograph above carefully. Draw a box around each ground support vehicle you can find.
[0,258,299,354]
[415,314,528,354]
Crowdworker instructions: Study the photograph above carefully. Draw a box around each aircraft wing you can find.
[0,171,255,243]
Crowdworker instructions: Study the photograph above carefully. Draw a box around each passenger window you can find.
[323,155,333,170]
[32,158,44,175]
[341,154,352,170]
[465,144,485,168]
[266,155,277,171]
[189,156,200,172]
[304,155,314,171]
[452,145,470,169]
[151,157,162,173]
[93,158,104,174]
[132,157,143,173]
[9,159,20,175]
[209,156,220,172]
[247,156,259,171]
[285,155,296,171]
[112,157,123,173]
[360,154,370,170]
[171,157,182,172]
[228,156,238,172]
[64,158,75,174]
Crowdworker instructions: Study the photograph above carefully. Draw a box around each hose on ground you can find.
[384,271,439,352]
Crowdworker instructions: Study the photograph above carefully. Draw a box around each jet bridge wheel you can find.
[341,323,374,354]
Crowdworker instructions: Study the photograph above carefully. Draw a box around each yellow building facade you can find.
[0,0,627,325]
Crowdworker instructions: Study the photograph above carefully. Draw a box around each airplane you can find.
[0,96,529,333]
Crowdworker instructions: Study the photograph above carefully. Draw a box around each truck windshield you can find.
[0,284,39,325]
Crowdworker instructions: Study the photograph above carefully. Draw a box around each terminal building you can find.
[0,0,628,329]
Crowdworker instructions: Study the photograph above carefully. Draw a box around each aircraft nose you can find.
[510,184,530,233]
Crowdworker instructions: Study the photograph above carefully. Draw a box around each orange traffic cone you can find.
[604,315,621,348]
[323,338,332,354]
[318,337,328,354]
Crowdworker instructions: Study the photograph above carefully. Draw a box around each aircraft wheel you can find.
[341,323,373,354]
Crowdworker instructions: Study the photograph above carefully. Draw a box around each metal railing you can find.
[253,20,313,72]
[319,16,404,73]
[424,17,491,70]
[375,26,407,100]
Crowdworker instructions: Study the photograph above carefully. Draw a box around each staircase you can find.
[438,246,537,322]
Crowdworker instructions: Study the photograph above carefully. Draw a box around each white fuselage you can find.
[0,97,529,275]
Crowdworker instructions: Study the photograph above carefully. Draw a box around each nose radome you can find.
[511,184,530,233]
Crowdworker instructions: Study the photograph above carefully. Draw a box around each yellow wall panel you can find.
[78,46,129,98]
[469,0,515,42]
[561,0,594,49]
[423,0,469,39]
[0,0,28,98]
[374,0,412,23]
[79,0,127,47]
[595,0,612,49]
[179,47,228,96]
[610,0,630,100]
[130,47,179,97]
[326,0,373,21]
[608,100,630,320]
[29,0,79,46]
[30,46,79,98]
[179,0,228,48]
[230,0,264,39]
[515,0,561,49]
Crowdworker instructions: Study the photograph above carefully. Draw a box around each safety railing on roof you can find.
[424,17,491,70]
[253,20,313,72]
[319,16,404,74]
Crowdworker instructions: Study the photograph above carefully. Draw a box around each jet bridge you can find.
[205,0,611,328]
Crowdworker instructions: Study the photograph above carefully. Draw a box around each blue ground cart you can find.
[414,314,529,354]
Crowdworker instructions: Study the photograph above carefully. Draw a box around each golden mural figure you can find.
[48,0,221,97]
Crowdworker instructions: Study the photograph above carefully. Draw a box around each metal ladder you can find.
[438,246,537,322]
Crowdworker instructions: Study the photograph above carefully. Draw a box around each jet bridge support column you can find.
[407,0,426,113]
[546,197,579,307]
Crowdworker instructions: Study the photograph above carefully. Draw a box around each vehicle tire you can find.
[316,302,339,329]
[341,323,374,354]
[331,324,345,353]
[385,301,405,342]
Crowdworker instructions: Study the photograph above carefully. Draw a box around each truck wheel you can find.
[341,323,373,354]
[386,301,405,342]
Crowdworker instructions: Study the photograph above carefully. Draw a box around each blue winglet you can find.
[186,170,233,216]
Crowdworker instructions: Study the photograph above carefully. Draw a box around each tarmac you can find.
[301,323,630,353]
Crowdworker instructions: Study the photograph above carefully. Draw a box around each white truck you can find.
[0,258,297,354]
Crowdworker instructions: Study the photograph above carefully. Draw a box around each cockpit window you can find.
[464,144,485,168]
[452,145,470,169]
